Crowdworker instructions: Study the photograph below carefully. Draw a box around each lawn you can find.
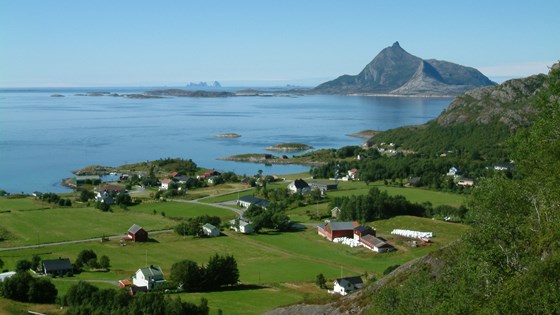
[0,206,175,247]
[198,188,255,204]
[129,201,236,220]
[0,192,469,314]
[0,196,55,211]
[330,181,465,207]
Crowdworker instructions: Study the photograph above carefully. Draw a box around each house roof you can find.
[335,276,363,286]
[328,221,358,231]
[138,265,164,281]
[354,225,372,233]
[42,258,73,272]
[238,195,270,208]
[161,178,173,184]
[128,224,145,234]
[361,235,393,249]
[202,223,218,230]
[291,179,309,189]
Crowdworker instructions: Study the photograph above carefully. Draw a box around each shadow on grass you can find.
[210,283,269,293]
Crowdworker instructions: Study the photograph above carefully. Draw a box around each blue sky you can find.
[1,0,559,87]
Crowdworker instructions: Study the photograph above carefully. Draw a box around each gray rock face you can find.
[314,42,496,96]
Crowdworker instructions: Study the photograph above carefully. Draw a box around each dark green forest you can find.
[363,64,560,314]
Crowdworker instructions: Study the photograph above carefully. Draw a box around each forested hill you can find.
[369,71,549,159]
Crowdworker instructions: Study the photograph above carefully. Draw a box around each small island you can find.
[265,143,313,152]
[50,94,65,97]
[215,133,241,138]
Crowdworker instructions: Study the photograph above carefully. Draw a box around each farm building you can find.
[160,178,173,190]
[42,258,73,276]
[360,235,395,253]
[127,224,148,242]
[287,179,311,194]
[353,225,376,240]
[132,265,166,290]
[317,221,359,241]
[237,195,270,209]
[202,223,220,237]
[332,276,364,296]
[309,182,338,194]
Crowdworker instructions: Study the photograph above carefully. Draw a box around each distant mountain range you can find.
[314,42,496,96]
[186,81,222,88]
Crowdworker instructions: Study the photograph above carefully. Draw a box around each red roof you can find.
[161,178,173,184]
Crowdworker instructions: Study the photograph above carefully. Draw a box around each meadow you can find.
[0,182,468,314]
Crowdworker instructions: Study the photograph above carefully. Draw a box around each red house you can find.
[317,221,359,241]
[127,224,148,242]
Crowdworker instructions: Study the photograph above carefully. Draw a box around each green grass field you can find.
[0,204,175,247]
[0,183,468,314]
[129,201,236,220]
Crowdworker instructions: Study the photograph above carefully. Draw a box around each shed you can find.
[128,224,148,242]
[202,223,220,237]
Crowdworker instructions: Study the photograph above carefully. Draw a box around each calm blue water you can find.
[0,88,452,193]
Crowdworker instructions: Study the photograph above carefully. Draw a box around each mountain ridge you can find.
[314,42,496,96]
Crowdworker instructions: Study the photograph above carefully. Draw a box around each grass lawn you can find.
[0,190,468,314]
[198,189,255,204]
[0,206,175,247]
[330,181,465,207]
[0,196,56,211]
[129,201,236,220]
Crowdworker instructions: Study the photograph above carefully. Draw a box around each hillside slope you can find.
[369,72,548,158]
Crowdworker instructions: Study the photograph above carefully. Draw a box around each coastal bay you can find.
[0,88,452,193]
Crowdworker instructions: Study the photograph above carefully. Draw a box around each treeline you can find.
[331,187,467,222]
[365,64,560,314]
[174,215,221,236]
[63,281,209,315]
[170,254,239,292]
[243,203,291,232]
[311,153,508,192]
[0,272,57,304]
[38,192,72,207]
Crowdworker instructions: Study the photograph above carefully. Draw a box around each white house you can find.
[237,196,270,209]
[160,178,173,190]
[332,276,364,296]
[447,167,460,177]
[132,265,166,290]
[202,223,220,237]
[287,179,311,194]
[360,235,395,253]
[229,218,254,234]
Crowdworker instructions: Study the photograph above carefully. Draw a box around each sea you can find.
[0,87,453,194]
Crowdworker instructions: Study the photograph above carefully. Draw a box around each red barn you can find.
[127,224,148,242]
[353,225,376,240]
[317,221,359,241]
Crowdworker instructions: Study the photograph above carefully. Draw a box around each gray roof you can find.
[128,224,144,234]
[335,276,363,286]
[138,265,164,281]
[42,258,73,273]
[238,195,270,208]
[361,235,393,248]
[202,223,218,230]
[354,225,371,233]
[292,179,309,189]
[328,221,356,231]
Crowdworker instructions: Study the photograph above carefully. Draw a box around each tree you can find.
[15,260,32,273]
[64,281,99,307]
[31,255,41,271]
[0,258,4,270]
[170,260,202,292]
[99,255,110,270]
[204,254,239,290]
[27,277,58,303]
[76,249,97,269]
[315,273,326,289]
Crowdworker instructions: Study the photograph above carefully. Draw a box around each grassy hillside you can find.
[370,73,547,158]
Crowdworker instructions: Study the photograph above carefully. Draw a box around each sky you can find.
[1,0,559,87]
